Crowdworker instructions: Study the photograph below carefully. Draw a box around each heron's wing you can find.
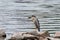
[34,19,40,28]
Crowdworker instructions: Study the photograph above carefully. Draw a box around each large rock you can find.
[0,28,6,38]
[39,31,50,40]
[9,32,26,40]
[47,37,60,40]
[23,30,50,37]
[0,37,6,40]
[9,32,39,40]
[54,32,60,38]
[40,37,48,40]
[9,31,50,40]
[39,31,50,38]
[22,34,39,40]
[8,31,39,40]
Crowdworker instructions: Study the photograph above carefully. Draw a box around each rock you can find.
[27,30,50,38]
[22,33,39,40]
[9,32,39,40]
[38,31,50,40]
[54,32,60,38]
[9,32,26,40]
[0,28,6,38]
[9,31,50,40]
[0,37,6,40]
[47,37,60,40]
[40,37,48,40]
[8,32,29,40]
[39,31,50,38]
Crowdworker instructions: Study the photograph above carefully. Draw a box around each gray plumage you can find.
[29,15,40,31]
[34,18,40,31]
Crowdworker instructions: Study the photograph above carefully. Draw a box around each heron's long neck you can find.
[32,17,36,22]
[32,17,40,27]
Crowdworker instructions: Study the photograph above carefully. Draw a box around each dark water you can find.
[0,0,60,40]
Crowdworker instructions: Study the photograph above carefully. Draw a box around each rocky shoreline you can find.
[8,31,50,40]
[0,29,60,40]
[8,31,60,40]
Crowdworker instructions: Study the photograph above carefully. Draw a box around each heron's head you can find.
[28,15,36,19]
[28,15,36,21]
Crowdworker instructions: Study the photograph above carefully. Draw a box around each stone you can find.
[54,32,60,38]
[0,28,6,38]
[9,31,50,40]
[9,32,39,40]
[47,37,60,40]
[0,37,6,40]
[33,30,50,38]
[40,37,48,40]
[38,31,50,40]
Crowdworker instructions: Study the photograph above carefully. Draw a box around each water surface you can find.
[0,0,60,40]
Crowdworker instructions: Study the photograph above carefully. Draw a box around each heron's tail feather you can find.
[38,28,40,32]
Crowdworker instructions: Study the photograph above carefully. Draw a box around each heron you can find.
[28,15,40,32]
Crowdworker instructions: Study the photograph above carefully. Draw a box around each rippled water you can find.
[0,0,60,40]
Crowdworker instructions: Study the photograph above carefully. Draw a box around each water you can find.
[0,0,60,40]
